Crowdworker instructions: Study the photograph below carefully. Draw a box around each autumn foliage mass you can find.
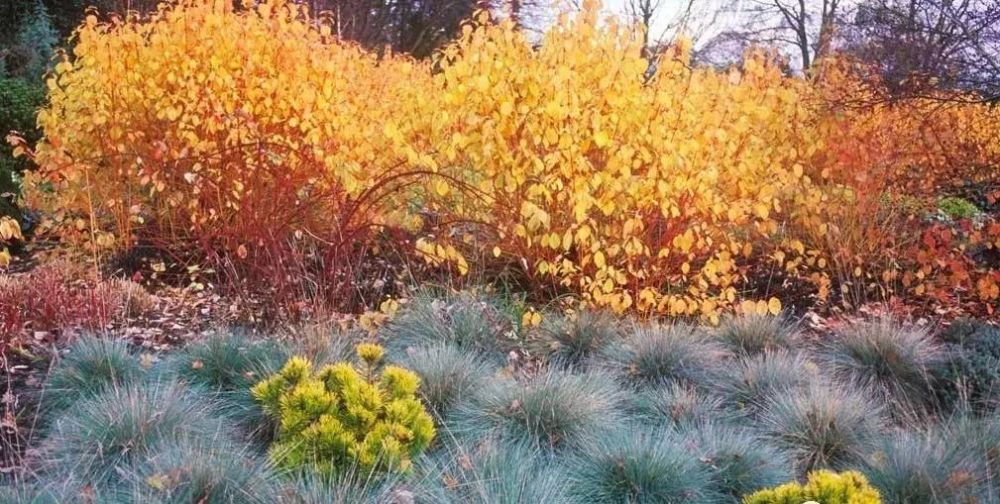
[17,0,1000,319]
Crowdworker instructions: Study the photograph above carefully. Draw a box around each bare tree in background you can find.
[845,0,1000,100]
[624,0,715,53]
[626,0,663,48]
[716,0,840,71]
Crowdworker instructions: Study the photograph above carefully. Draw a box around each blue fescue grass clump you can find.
[279,471,408,504]
[449,370,624,450]
[716,350,817,416]
[282,322,361,366]
[418,440,572,503]
[567,426,718,503]
[383,291,515,357]
[938,414,1000,499]
[394,342,495,417]
[122,437,281,504]
[157,332,290,436]
[159,332,289,390]
[38,380,229,489]
[758,383,883,475]
[681,422,792,502]
[600,322,725,388]
[821,318,944,413]
[862,425,988,504]
[631,383,724,427]
[532,309,621,368]
[714,313,798,356]
[0,478,100,504]
[40,336,144,419]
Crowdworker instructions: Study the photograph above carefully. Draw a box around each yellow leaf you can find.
[593,131,610,148]
[593,250,606,269]
[755,300,769,315]
[754,202,770,220]
[434,179,450,196]
[767,297,781,315]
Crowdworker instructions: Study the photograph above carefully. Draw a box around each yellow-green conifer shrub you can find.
[742,470,881,504]
[251,344,435,475]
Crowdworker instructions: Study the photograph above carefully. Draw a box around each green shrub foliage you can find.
[251,343,436,475]
[937,196,980,220]
[0,76,44,218]
[936,321,1000,410]
[742,470,882,504]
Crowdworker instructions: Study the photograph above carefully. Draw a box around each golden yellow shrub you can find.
[22,0,1000,317]
[27,0,441,302]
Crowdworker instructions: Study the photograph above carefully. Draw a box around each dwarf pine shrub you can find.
[742,470,882,504]
[251,343,436,475]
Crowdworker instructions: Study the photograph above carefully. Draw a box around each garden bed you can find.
[2,293,998,503]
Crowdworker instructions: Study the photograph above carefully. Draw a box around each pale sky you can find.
[531,0,824,67]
